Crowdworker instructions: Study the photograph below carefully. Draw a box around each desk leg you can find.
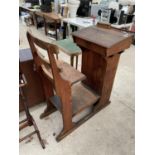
[71,25,78,32]
[33,13,38,28]
[55,21,58,40]
[34,14,39,29]
[63,22,67,39]
[95,54,120,110]
[44,18,48,35]
[81,48,121,109]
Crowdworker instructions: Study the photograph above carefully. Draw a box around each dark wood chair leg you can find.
[19,101,45,148]
[32,117,45,149]
[19,71,45,149]
[19,116,45,149]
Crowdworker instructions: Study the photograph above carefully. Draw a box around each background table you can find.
[62,17,133,39]
[34,11,61,39]
[19,5,39,27]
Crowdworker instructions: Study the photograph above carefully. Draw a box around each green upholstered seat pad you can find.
[55,38,81,55]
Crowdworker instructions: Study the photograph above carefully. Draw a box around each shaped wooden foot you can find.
[40,100,57,119]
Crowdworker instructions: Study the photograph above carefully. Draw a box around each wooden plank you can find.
[50,82,100,116]
[42,60,86,85]
[59,61,86,85]
[71,83,100,116]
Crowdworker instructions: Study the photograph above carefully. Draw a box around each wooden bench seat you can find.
[42,60,86,85]
[34,44,86,85]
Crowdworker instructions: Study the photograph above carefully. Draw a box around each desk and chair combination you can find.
[19,21,133,146]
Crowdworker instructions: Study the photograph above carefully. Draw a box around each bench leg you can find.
[75,55,78,69]
[70,55,74,67]
[70,55,78,69]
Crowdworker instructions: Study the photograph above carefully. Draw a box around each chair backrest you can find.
[27,31,71,104]
[27,31,58,68]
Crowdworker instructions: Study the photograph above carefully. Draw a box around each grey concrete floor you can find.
[19,20,135,155]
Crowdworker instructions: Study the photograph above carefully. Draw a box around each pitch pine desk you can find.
[19,5,38,26]
[72,26,133,111]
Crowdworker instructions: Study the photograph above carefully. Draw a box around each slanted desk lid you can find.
[72,26,133,48]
